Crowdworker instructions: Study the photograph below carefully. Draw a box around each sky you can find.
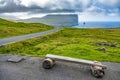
[0,0,120,21]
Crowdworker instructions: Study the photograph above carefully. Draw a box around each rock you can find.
[7,55,25,63]
[95,42,110,46]
[102,42,110,46]
[93,42,118,47]
[96,47,107,53]
[110,43,117,47]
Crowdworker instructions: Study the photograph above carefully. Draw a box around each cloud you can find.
[0,0,45,13]
[0,13,18,20]
[78,12,120,21]
[0,0,95,13]
[0,0,120,21]
[0,0,83,13]
[2,12,47,19]
[20,0,49,7]
[85,6,105,13]
[97,0,120,8]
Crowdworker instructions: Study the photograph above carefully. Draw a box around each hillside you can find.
[19,14,78,27]
[0,28,120,62]
[0,18,53,38]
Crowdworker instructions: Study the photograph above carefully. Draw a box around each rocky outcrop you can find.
[92,42,119,47]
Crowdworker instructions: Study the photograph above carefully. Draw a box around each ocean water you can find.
[73,22,120,28]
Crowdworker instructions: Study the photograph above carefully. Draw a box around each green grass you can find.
[0,18,53,38]
[0,28,120,62]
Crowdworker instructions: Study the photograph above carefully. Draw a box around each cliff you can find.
[19,14,78,27]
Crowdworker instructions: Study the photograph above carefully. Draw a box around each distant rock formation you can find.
[18,14,78,27]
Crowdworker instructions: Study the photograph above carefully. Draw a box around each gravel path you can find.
[0,54,120,80]
[0,27,62,46]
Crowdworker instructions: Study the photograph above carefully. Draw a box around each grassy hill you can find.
[0,18,53,38]
[0,28,120,62]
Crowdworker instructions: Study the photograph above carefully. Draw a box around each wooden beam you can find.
[46,54,107,69]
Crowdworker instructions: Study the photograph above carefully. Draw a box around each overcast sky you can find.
[0,0,120,21]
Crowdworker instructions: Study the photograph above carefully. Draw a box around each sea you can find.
[73,22,120,28]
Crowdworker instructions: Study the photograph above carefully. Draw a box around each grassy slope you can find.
[0,18,53,38]
[0,28,120,62]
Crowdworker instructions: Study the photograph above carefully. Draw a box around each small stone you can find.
[93,42,118,47]
[110,43,117,47]
[103,42,110,46]
[95,42,102,45]
[7,55,25,63]
[96,47,107,53]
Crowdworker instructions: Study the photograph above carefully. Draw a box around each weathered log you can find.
[45,54,107,69]
[43,54,107,78]
[42,58,55,69]
[90,61,105,78]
